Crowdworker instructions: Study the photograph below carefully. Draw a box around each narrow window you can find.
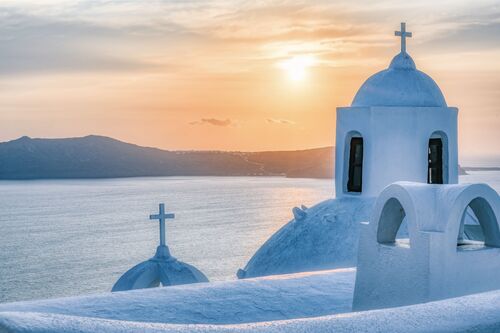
[427,138,443,184]
[347,137,363,192]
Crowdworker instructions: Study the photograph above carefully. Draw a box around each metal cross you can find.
[149,203,175,247]
[395,22,412,53]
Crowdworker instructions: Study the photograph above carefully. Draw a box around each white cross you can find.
[395,22,412,53]
[149,203,175,247]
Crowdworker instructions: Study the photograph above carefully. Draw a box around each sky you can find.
[0,0,499,163]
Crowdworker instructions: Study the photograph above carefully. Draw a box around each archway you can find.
[377,197,409,246]
[457,197,500,249]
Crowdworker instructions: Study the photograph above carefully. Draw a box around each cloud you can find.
[189,118,233,127]
[421,21,500,52]
[266,118,295,125]
[0,8,157,75]
[0,5,191,75]
[1,0,499,79]
[3,0,497,77]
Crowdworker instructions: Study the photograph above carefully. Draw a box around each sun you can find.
[280,55,315,81]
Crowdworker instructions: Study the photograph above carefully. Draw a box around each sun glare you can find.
[281,55,315,81]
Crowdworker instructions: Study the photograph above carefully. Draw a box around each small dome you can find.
[352,52,447,107]
[112,245,208,292]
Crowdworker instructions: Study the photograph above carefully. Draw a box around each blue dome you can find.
[112,245,208,292]
[352,52,447,107]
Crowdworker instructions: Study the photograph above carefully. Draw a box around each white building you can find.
[351,23,500,311]
[239,23,469,278]
[353,182,500,311]
[335,22,458,198]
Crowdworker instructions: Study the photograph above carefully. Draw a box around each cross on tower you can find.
[395,22,412,53]
[149,203,175,247]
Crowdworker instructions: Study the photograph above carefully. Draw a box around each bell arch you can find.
[344,131,364,193]
[427,131,449,184]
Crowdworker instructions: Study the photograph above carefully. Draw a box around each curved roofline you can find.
[351,52,447,108]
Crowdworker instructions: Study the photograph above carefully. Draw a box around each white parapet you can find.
[353,181,500,311]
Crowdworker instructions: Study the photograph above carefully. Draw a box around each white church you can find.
[1,22,499,333]
[239,22,498,280]
[241,22,500,308]
[336,23,458,198]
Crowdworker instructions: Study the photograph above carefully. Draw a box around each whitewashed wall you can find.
[335,107,458,198]
[353,182,500,311]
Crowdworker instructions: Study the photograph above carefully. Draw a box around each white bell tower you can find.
[335,23,459,198]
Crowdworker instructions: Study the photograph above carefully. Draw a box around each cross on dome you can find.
[395,22,412,53]
[112,203,209,291]
[149,203,175,247]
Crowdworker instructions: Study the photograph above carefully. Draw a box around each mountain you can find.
[0,136,334,179]
[245,148,333,178]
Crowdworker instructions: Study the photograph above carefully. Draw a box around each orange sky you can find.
[0,1,499,164]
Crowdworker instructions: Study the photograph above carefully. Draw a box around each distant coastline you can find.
[0,135,333,180]
[0,135,492,180]
[462,167,500,172]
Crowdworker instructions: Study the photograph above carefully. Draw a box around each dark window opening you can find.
[347,137,363,192]
[427,138,443,184]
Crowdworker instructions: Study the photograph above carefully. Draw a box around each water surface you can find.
[0,177,332,303]
[0,172,498,303]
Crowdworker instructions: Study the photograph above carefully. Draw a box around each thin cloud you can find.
[4,1,497,77]
[266,118,295,125]
[190,118,233,127]
[421,21,500,52]
[0,9,158,75]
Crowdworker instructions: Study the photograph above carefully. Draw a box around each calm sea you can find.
[0,173,499,303]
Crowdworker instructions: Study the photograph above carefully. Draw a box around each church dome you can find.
[112,245,208,292]
[351,52,447,107]
[112,203,209,292]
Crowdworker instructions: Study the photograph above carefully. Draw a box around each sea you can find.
[0,172,499,304]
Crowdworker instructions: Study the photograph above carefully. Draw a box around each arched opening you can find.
[344,132,363,193]
[457,197,500,250]
[427,131,449,184]
[377,198,409,247]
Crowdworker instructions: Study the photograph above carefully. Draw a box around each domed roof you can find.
[112,245,208,292]
[351,52,447,107]
[112,203,209,292]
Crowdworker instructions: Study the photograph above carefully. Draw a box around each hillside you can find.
[0,136,333,180]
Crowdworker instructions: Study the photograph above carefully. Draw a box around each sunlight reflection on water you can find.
[0,176,332,303]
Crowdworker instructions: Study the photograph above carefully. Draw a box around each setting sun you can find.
[280,55,315,81]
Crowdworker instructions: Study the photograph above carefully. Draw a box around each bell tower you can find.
[335,23,459,198]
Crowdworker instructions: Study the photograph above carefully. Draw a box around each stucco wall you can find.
[335,107,458,198]
[353,182,500,311]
